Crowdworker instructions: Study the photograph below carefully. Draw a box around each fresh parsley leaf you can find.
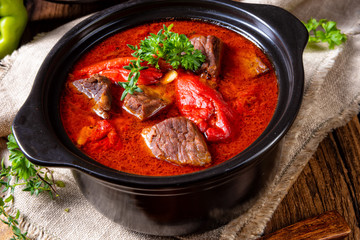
[303,18,347,49]
[119,24,206,99]
[132,24,205,71]
[7,134,37,181]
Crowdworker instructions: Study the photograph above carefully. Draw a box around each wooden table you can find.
[1,0,359,239]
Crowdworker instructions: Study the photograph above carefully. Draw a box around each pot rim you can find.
[12,0,307,188]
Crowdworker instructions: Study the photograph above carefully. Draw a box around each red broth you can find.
[60,21,278,176]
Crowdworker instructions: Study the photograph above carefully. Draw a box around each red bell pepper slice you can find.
[175,73,238,141]
[73,57,163,85]
[86,120,121,150]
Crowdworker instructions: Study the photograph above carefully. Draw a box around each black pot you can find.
[12,0,307,236]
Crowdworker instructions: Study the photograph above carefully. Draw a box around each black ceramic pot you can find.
[12,0,307,236]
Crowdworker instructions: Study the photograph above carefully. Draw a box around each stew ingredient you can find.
[142,117,211,166]
[72,74,112,119]
[175,72,238,141]
[190,35,223,79]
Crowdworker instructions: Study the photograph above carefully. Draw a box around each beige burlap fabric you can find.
[1,0,359,239]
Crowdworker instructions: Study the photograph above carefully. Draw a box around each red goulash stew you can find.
[60,21,278,176]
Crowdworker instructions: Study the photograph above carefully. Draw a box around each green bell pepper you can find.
[0,0,27,59]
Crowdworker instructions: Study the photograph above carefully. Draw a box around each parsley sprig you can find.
[119,24,206,100]
[1,134,65,239]
[130,24,205,70]
[303,18,347,49]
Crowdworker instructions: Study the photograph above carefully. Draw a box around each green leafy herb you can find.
[130,24,205,70]
[118,58,148,100]
[303,18,347,49]
[119,24,206,99]
[0,134,65,239]
[0,206,27,240]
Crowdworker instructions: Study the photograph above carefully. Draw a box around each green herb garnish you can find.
[119,24,206,100]
[118,58,148,100]
[1,134,65,239]
[303,18,347,49]
[130,24,205,70]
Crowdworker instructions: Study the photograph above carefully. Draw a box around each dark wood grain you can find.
[1,1,360,239]
[21,0,116,45]
[25,0,116,21]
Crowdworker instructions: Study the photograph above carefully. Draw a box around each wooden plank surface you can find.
[1,1,359,239]
[263,116,360,239]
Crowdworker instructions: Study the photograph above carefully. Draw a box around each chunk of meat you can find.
[122,92,168,121]
[141,117,211,166]
[190,35,223,79]
[240,55,269,79]
[72,74,112,119]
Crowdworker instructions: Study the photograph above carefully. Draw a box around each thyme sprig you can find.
[0,206,27,240]
[118,58,148,100]
[0,134,65,239]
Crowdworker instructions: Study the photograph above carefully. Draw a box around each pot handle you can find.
[232,1,309,57]
[12,98,88,170]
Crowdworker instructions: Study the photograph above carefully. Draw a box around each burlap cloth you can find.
[0,0,359,239]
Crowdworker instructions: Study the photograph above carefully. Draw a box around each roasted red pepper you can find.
[78,120,121,151]
[73,57,163,85]
[175,73,238,141]
[88,120,118,143]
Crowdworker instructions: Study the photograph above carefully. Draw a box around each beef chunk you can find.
[141,117,211,166]
[72,74,112,119]
[123,91,168,121]
[190,35,223,79]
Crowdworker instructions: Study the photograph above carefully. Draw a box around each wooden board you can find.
[263,116,360,239]
[261,211,350,239]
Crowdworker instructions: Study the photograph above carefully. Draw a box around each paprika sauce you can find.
[60,21,278,176]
